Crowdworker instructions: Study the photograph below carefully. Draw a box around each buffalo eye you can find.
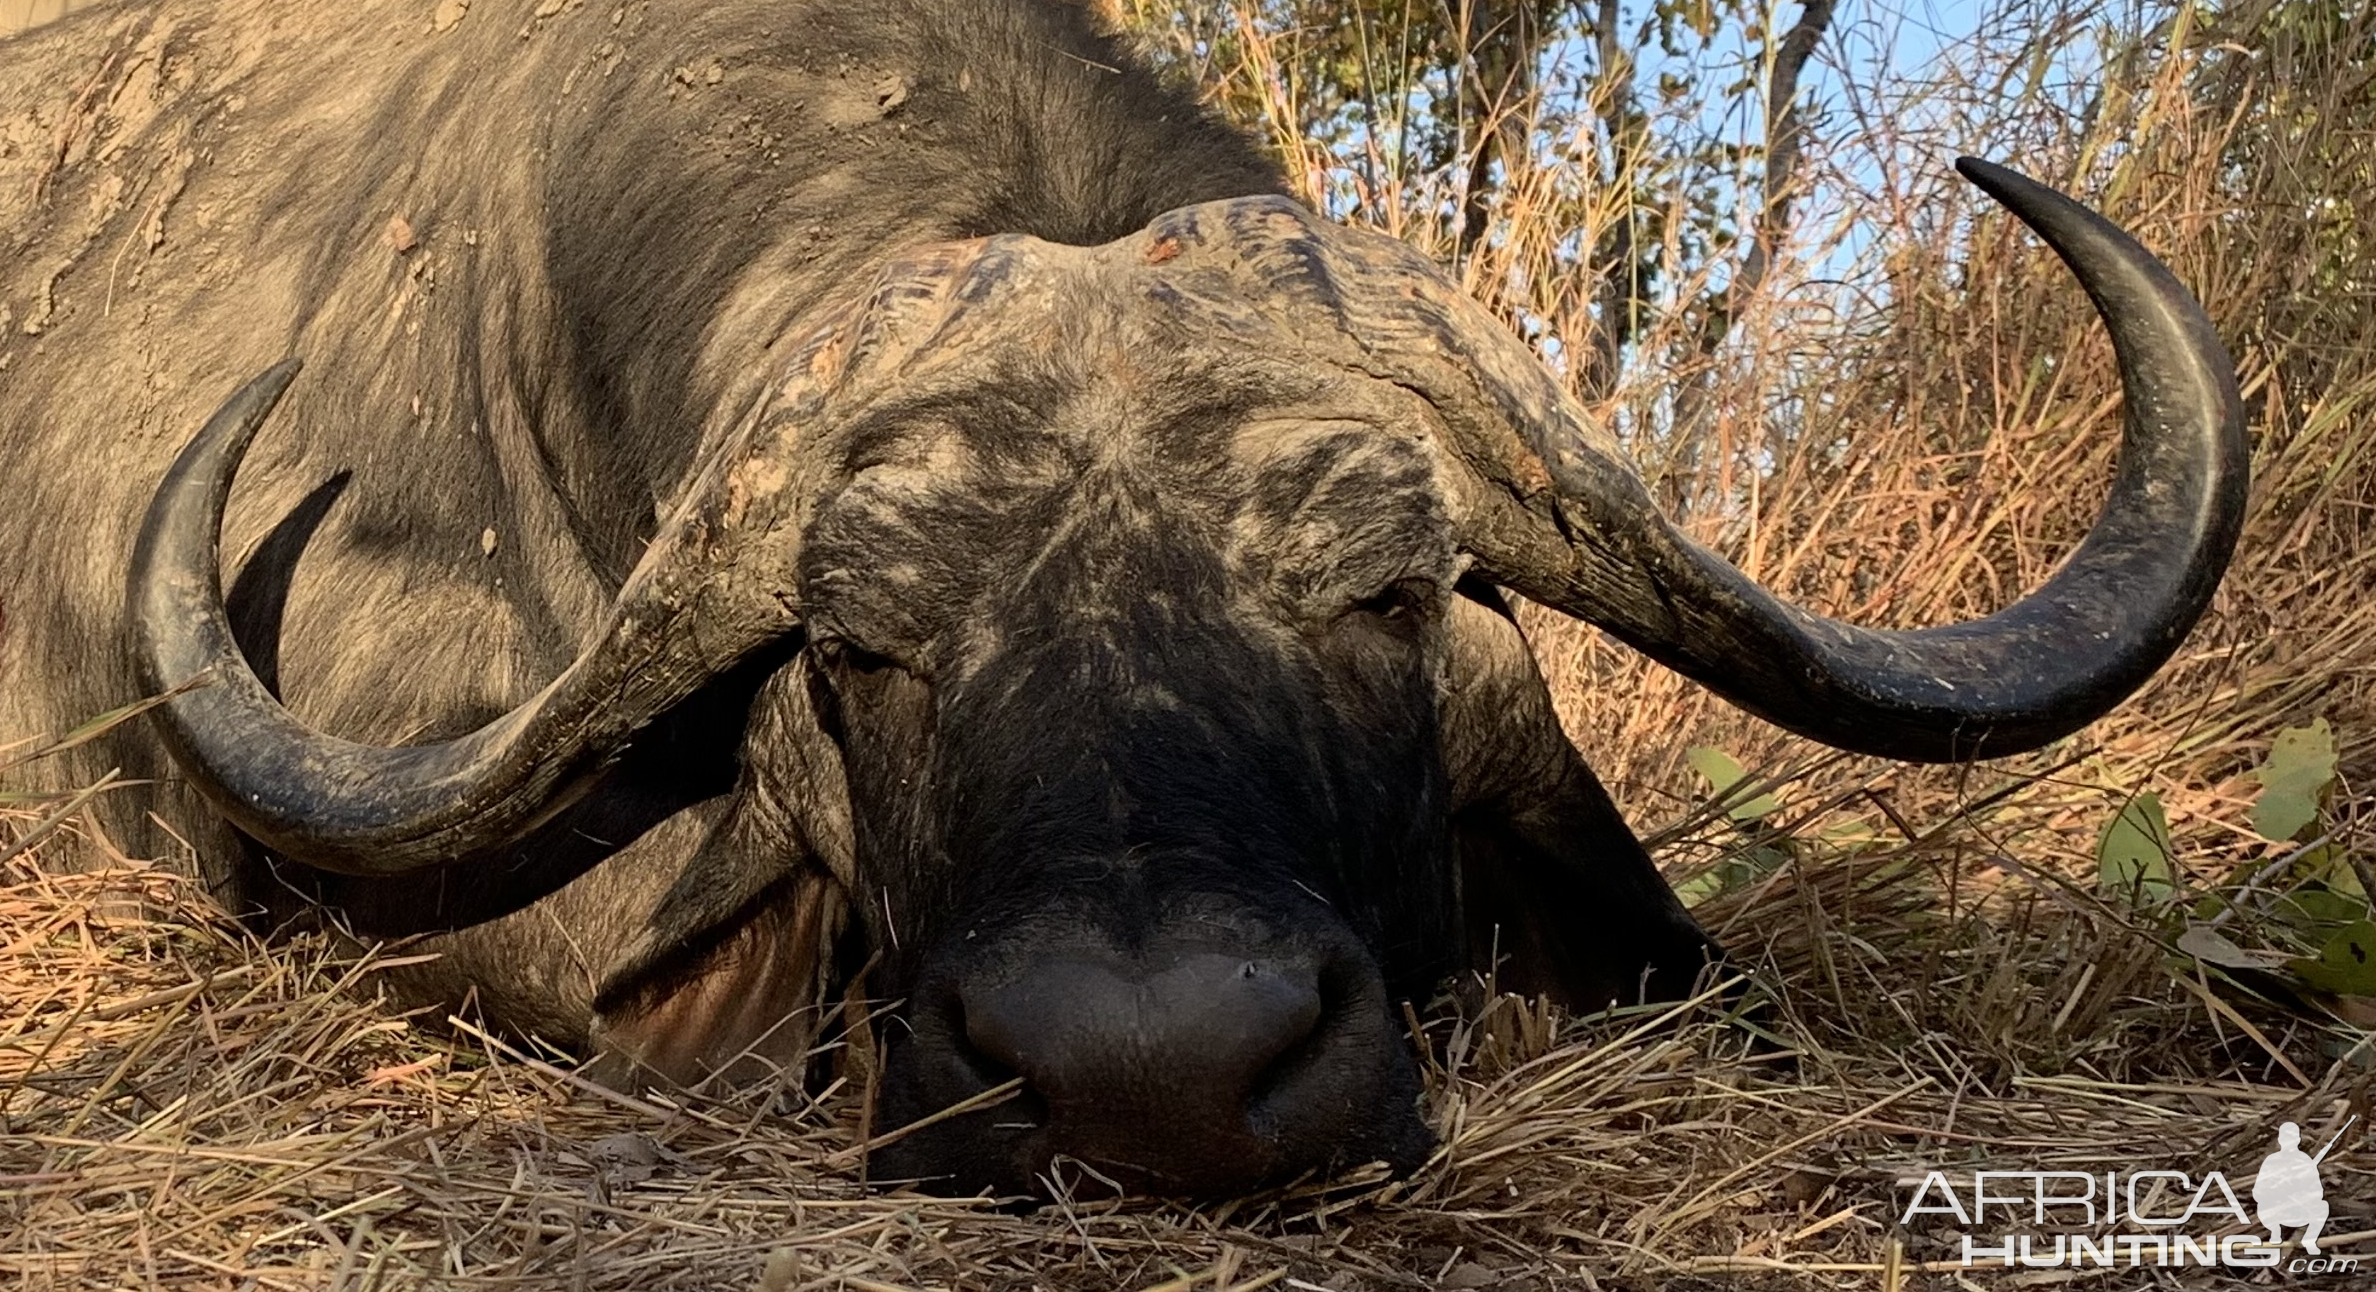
[806,637,910,748]
[814,638,901,678]
[1339,577,1436,635]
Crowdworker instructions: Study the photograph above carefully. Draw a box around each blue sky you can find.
[1296,0,2127,333]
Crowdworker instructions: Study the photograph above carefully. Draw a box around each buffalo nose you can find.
[961,952,1325,1176]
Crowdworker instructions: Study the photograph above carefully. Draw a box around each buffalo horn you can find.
[128,241,992,873]
[1167,159,2248,762]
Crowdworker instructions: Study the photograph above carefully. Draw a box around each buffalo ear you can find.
[585,659,858,1087]
[1453,788,1720,1009]
[587,858,845,1088]
[1442,586,1722,1010]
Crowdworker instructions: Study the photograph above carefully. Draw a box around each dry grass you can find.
[9,814,2373,1289]
[1127,0,2376,844]
[9,0,2376,1287]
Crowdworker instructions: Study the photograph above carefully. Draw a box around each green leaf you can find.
[2317,845,2368,900]
[1686,746,1779,822]
[2097,792,2176,903]
[1817,820,1882,852]
[2288,920,2376,996]
[2274,887,2371,933]
[2252,719,2337,842]
[2178,924,2262,970]
[1673,870,1726,908]
[1671,842,1791,909]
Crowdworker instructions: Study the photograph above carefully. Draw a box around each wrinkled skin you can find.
[0,0,1714,1195]
[786,355,1711,1189]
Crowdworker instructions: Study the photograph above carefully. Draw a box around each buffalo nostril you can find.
[961,952,1324,1116]
[878,938,1425,1196]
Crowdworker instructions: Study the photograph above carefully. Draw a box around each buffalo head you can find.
[130,160,2246,1196]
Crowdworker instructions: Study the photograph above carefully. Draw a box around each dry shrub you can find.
[7,1,2376,1288]
[1546,2,2370,875]
[1127,0,2373,866]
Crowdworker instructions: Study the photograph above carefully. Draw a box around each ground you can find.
[5,789,2368,1289]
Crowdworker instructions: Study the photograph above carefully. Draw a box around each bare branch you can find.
[1582,0,1643,400]
[1695,0,1837,354]
[1451,1,1549,262]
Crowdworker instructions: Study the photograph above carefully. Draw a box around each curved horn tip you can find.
[226,356,305,407]
[259,354,305,386]
[240,357,306,420]
[192,357,306,458]
[1952,157,2069,216]
[1953,155,2018,185]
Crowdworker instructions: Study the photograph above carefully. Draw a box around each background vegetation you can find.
[1117,0,2376,1055]
[6,0,2374,1287]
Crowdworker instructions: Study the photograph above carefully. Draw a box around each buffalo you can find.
[0,0,2245,1196]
